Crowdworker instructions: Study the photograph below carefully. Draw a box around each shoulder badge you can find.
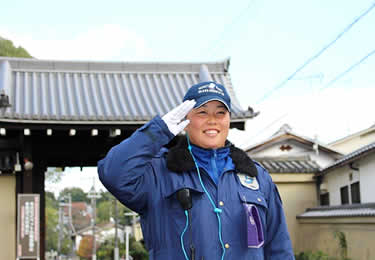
[237,173,259,190]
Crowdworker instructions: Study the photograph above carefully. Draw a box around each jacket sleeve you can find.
[263,172,295,259]
[97,116,174,214]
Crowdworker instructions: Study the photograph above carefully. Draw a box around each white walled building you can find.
[317,142,375,206]
[244,124,343,251]
[245,124,342,169]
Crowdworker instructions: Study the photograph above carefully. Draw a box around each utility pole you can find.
[114,199,119,260]
[88,184,101,260]
[57,199,63,260]
[124,212,138,260]
[67,193,76,256]
[57,194,76,259]
[124,226,131,260]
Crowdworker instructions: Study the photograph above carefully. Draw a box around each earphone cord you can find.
[180,210,190,260]
[187,137,226,260]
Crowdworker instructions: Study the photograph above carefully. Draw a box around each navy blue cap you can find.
[183,81,231,111]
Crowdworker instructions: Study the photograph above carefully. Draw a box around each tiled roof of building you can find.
[63,201,92,231]
[76,222,125,235]
[254,156,320,173]
[71,202,89,211]
[319,141,375,175]
[0,57,256,125]
[297,203,375,218]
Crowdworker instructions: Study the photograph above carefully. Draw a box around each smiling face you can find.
[185,100,230,149]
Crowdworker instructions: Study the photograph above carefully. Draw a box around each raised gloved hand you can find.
[162,100,196,136]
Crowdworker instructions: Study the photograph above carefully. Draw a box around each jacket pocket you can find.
[238,191,268,209]
[238,191,267,249]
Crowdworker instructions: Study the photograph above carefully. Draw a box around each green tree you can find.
[45,199,58,251]
[59,187,88,202]
[97,200,113,223]
[129,237,149,260]
[96,236,148,260]
[45,191,71,254]
[96,191,132,225]
[97,239,117,260]
[45,167,65,186]
[97,190,116,204]
[45,191,58,208]
[334,231,350,260]
[0,36,32,58]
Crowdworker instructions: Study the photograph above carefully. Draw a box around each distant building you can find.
[63,202,92,231]
[297,141,375,259]
[329,123,375,154]
[76,222,125,245]
[316,141,375,206]
[244,123,342,252]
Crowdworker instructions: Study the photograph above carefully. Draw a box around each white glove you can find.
[162,100,196,136]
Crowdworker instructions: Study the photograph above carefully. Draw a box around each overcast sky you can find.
[2,0,374,193]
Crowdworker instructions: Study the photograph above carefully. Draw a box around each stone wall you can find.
[297,216,375,260]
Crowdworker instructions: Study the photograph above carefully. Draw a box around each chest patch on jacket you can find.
[237,173,259,190]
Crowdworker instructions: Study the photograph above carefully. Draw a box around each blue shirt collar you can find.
[190,144,234,184]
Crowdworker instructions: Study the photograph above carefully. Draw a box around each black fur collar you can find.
[166,138,258,177]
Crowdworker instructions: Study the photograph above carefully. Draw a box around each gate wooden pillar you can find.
[17,136,46,260]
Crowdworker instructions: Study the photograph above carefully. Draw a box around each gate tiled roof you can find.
[0,57,256,125]
[254,156,320,173]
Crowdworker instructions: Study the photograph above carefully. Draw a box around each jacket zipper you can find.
[211,150,218,183]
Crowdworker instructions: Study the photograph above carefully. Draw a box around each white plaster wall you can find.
[323,165,360,206]
[101,228,124,243]
[250,140,314,157]
[308,151,337,168]
[323,152,375,205]
[249,140,337,168]
[248,141,290,157]
[358,153,375,203]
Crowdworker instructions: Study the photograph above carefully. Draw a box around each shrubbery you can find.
[295,250,351,260]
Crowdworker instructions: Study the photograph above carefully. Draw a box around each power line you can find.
[320,48,375,90]
[255,1,375,104]
[205,0,257,58]
[243,49,375,148]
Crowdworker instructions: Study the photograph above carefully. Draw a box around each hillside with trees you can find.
[0,36,32,58]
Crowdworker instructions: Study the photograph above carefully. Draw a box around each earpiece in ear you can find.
[186,134,192,151]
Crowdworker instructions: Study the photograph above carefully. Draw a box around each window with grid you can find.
[351,181,361,204]
[320,192,330,206]
[340,186,349,205]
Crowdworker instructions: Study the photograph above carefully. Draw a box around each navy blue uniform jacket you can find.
[98,116,294,259]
